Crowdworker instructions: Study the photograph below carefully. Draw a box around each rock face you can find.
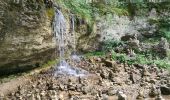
[0,0,56,75]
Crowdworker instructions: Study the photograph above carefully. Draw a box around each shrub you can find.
[101,40,124,52]
[159,28,170,42]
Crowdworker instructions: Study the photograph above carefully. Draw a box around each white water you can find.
[71,14,76,52]
[70,15,81,62]
[55,60,86,77]
[53,9,87,77]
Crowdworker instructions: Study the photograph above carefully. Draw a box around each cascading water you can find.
[53,9,87,77]
[70,14,81,62]
[53,9,66,65]
[70,14,76,52]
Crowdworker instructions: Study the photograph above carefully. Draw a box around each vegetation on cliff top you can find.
[55,0,128,24]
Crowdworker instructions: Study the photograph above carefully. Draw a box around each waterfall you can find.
[53,9,66,65]
[70,14,81,62]
[71,14,76,52]
[53,9,87,77]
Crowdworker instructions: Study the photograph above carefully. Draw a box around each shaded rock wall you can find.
[0,0,56,75]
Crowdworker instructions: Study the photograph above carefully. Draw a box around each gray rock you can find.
[59,84,65,91]
[101,94,108,100]
[81,86,92,94]
[130,72,141,84]
[107,88,117,96]
[160,85,170,95]
[142,67,151,77]
[100,69,109,79]
[149,85,158,97]
[117,91,127,100]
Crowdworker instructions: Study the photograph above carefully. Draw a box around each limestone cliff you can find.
[0,0,56,75]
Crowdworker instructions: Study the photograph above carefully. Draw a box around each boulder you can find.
[160,85,170,95]
[117,91,127,100]
[149,85,158,97]
[103,59,117,68]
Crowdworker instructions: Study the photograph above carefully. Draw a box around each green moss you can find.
[41,59,57,68]
[93,2,128,16]
[46,8,55,20]
[159,29,170,42]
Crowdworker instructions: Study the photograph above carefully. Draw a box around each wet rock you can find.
[117,91,127,100]
[160,85,170,95]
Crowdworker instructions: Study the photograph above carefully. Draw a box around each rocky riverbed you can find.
[1,56,170,100]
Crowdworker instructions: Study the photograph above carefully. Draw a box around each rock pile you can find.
[1,57,170,100]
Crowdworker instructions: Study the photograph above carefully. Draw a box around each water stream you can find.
[70,14,81,62]
[53,9,87,77]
